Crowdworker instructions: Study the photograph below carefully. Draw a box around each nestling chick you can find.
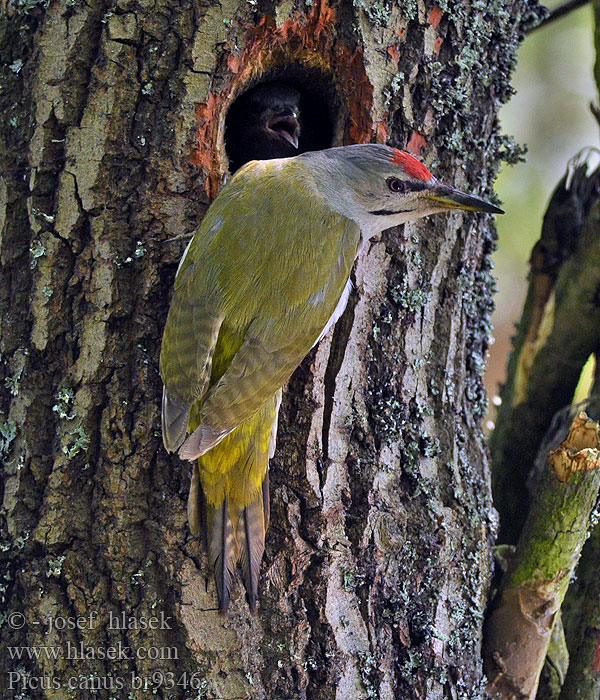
[225,82,303,171]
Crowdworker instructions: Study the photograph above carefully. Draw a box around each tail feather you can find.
[187,463,202,537]
[192,391,281,610]
[206,497,237,611]
[236,494,266,610]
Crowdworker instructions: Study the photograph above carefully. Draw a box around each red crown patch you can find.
[391,149,433,181]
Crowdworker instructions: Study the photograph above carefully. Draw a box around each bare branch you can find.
[529,0,591,33]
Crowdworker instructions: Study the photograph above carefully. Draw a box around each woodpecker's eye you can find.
[388,178,407,193]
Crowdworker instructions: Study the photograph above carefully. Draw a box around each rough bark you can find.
[0,0,540,698]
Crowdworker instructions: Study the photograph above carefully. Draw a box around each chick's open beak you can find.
[425,183,504,215]
[266,113,300,149]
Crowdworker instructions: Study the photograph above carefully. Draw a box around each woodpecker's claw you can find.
[426,184,504,215]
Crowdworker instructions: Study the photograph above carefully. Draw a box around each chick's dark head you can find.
[225,82,302,172]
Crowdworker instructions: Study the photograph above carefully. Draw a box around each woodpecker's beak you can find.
[425,183,504,215]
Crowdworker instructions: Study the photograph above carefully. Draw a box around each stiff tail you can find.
[237,484,268,609]
[187,463,202,536]
[188,391,281,610]
[206,496,239,610]
[203,485,268,610]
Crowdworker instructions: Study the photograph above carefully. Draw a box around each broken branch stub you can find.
[549,412,600,483]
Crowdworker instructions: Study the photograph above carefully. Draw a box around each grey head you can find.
[299,144,503,235]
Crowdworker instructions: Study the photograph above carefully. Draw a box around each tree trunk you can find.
[0,0,541,698]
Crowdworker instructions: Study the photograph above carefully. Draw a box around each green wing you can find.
[160,287,223,451]
[161,158,361,458]
[160,208,231,451]
[179,320,321,460]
